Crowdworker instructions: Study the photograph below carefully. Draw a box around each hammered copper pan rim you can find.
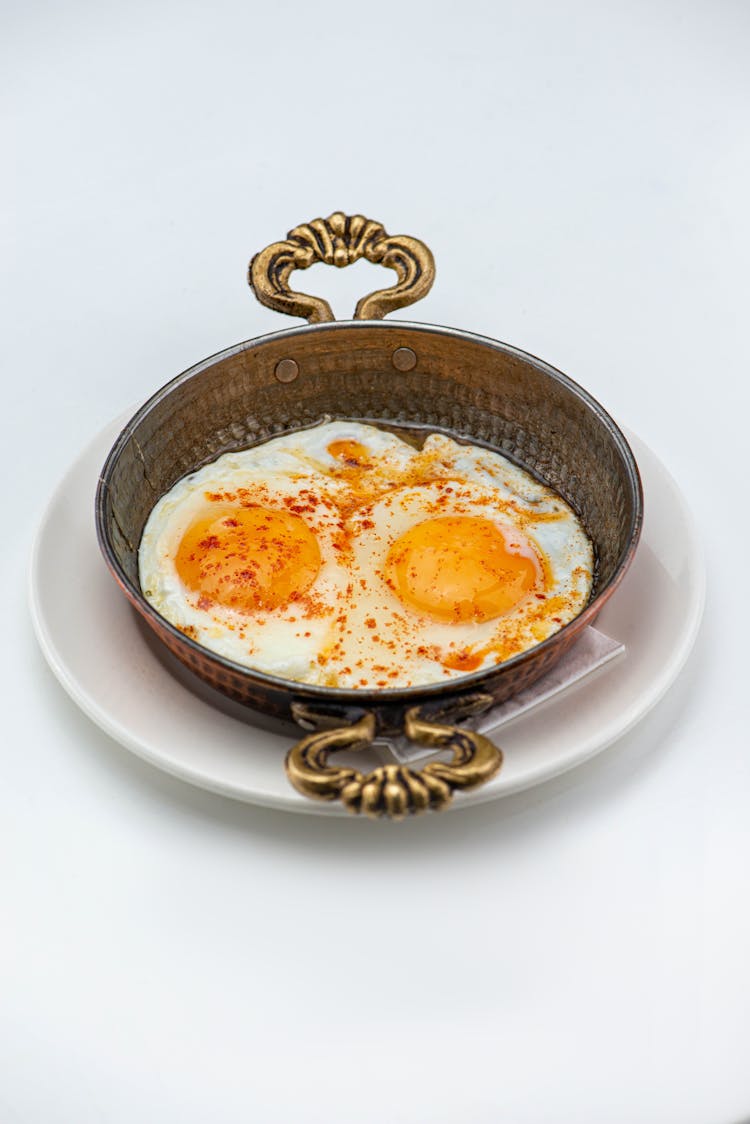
[96,317,643,708]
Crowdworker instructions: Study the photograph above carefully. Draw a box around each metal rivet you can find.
[392,347,417,372]
[275,358,299,383]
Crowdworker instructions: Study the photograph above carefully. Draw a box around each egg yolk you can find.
[175,506,321,613]
[328,439,371,466]
[386,516,539,623]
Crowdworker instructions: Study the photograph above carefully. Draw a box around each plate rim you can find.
[28,416,705,816]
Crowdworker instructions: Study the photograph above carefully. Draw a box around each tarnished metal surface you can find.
[285,707,503,820]
[248,212,435,323]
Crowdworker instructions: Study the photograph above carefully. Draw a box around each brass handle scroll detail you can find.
[248,212,435,324]
[285,707,503,820]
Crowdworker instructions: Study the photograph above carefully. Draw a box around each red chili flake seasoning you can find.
[441,649,483,673]
[205,491,237,503]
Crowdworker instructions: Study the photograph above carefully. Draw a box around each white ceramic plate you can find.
[29,417,704,816]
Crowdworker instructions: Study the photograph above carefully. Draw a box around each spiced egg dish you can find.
[138,420,594,690]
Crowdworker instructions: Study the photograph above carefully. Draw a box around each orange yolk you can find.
[327,440,371,466]
[175,506,321,613]
[386,515,539,623]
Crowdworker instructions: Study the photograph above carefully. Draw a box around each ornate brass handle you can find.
[285,705,503,820]
[248,212,435,323]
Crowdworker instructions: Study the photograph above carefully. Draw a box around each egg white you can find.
[334,474,591,688]
[139,428,356,683]
[138,421,594,688]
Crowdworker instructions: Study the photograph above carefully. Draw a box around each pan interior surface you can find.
[97,321,641,706]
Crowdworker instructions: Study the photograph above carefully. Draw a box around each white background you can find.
[3,2,749,1121]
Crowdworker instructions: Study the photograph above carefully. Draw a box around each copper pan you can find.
[96,213,642,819]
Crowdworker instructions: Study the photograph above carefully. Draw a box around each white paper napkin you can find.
[383,627,625,764]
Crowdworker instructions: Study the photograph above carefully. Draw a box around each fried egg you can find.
[139,421,594,688]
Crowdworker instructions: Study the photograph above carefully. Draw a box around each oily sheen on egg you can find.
[175,506,322,613]
[386,515,538,623]
[138,421,594,689]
